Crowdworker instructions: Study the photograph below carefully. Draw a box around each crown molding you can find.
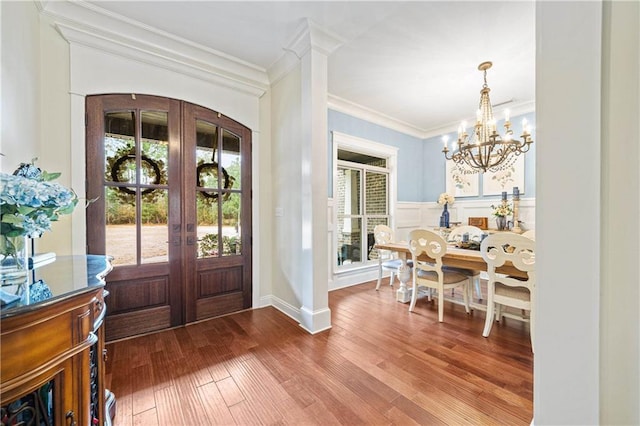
[328,95,427,139]
[41,0,269,97]
[268,19,345,87]
[329,95,536,141]
[288,18,345,58]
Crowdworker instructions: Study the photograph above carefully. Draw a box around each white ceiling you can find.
[87,1,535,136]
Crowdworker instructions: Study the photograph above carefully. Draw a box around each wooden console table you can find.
[1,255,115,425]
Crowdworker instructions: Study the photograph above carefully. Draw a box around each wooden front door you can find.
[86,94,252,340]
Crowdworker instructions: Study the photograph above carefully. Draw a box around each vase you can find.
[0,235,30,298]
[439,203,450,228]
[496,216,507,231]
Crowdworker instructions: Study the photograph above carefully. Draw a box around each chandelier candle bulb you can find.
[505,109,510,122]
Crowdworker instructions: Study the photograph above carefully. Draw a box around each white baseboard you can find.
[260,294,332,334]
[261,294,301,324]
[330,266,380,291]
[299,306,332,334]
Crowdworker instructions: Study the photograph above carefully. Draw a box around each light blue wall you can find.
[328,109,425,201]
[328,109,536,202]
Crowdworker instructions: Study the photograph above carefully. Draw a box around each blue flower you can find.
[0,163,78,243]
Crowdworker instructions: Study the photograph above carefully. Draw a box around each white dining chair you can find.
[446,225,485,301]
[480,232,536,352]
[373,224,410,290]
[407,229,470,322]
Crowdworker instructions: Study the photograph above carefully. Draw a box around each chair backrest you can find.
[480,232,536,289]
[408,229,447,273]
[374,224,393,245]
[447,225,485,243]
[374,224,395,260]
[522,229,535,240]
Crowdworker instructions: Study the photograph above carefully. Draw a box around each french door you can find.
[86,94,252,341]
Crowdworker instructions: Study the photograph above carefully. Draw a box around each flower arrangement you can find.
[1,160,78,245]
[437,192,455,205]
[491,202,513,217]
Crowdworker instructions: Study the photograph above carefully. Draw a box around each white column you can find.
[535,2,602,423]
[289,20,343,333]
[600,1,640,423]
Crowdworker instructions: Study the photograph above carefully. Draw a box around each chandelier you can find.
[442,61,533,173]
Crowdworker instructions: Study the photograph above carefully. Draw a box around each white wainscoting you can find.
[412,198,537,237]
[328,197,536,290]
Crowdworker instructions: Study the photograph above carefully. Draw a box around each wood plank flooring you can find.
[105,280,533,425]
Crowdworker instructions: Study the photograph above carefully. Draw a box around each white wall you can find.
[269,63,305,318]
[600,1,640,423]
[1,1,39,171]
[256,91,274,306]
[535,2,602,423]
[37,13,73,255]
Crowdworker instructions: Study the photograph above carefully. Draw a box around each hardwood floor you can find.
[105,280,533,425]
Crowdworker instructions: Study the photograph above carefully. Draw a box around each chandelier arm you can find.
[466,146,487,171]
[488,144,513,170]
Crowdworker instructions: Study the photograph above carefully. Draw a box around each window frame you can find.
[331,131,398,273]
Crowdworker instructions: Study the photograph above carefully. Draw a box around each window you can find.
[332,132,397,271]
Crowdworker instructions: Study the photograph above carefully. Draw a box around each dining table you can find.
[375,241,528,304]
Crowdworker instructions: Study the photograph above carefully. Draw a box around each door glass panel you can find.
[222,192,241,256]
[337,217,362,265]
[141,111,169,187]
[105,111,135,186]
[222,129,241,190]
[105,186,137,266]
[196,119,225,259]
[198,221,219,259]
[196,120,219,190]
[141,189,168,264]
[365,171,387,215]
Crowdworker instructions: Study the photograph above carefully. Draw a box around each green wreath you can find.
[197,161,232,201]
[107,146,167,203]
